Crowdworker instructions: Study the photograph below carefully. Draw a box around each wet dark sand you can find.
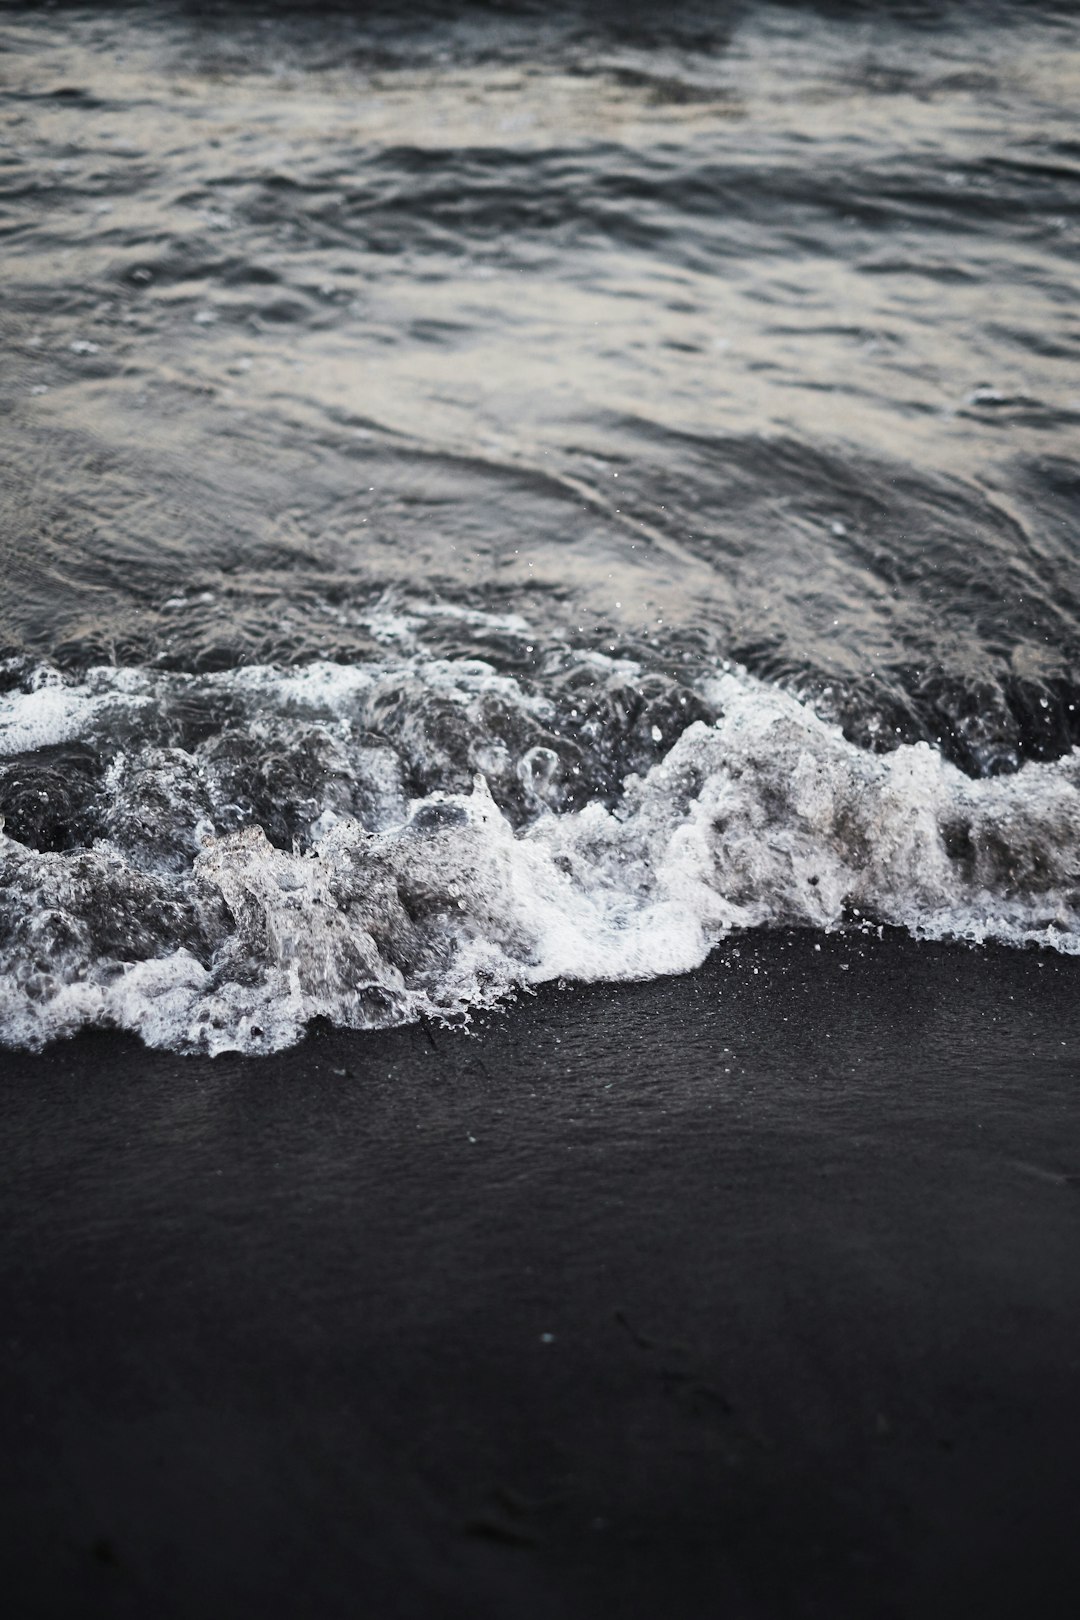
[2,930,1080,1619]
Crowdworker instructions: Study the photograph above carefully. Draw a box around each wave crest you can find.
[2,657,1078,1053]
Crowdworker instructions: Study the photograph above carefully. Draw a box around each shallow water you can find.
[2,1,1079,1051]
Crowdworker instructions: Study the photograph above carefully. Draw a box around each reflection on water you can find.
[2,3,1078,760]
[2,3,1080,1050]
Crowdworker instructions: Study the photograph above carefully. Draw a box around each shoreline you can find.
[3,929,1080,1617]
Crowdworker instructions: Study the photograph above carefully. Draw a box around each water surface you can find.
[2,2,1079,1051]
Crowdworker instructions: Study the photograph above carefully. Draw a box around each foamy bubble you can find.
[2,655,1079,1053]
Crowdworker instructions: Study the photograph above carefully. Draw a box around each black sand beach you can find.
[3,930,1080,1619]
[5,5,1080,1615]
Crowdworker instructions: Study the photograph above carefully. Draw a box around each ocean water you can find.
[1,0,1079,1053]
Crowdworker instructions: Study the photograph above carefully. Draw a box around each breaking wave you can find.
[2,636,1078,1054]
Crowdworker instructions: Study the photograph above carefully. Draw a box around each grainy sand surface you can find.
[3,930,1079,1618]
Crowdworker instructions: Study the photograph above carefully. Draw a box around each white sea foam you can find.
[2,656,1079,1054]
[0,666,152,755]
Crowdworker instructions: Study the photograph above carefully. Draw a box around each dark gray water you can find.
[2,2,1080,1052]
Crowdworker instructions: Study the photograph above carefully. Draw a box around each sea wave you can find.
[2,646,1078,1054]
